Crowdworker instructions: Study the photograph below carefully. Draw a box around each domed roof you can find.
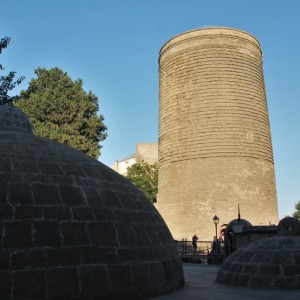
[0,104,34,134]
[225,218,252,234]
[217,218,300,289]
[0,107,184,299]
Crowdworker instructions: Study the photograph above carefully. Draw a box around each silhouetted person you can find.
[192,234,198,251]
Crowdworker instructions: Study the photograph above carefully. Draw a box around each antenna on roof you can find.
[238,204,241,221]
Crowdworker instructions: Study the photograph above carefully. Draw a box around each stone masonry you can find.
[0,105,184,299]
[157,28,279,241]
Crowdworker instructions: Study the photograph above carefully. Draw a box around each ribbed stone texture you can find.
[216,236,300,289]
[157,27,278,240]
[0,107,184,299]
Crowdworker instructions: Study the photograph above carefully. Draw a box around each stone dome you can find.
[0,106,184,299]
[217,218,300,289]
[225,218,252,234]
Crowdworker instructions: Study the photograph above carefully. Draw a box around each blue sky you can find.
[1,0,299,219]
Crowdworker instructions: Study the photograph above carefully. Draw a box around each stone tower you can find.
[157,27,279,241]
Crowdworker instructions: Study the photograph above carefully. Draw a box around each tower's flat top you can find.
[160,27,260,56]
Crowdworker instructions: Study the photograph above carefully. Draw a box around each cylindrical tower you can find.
[157,27,279,241]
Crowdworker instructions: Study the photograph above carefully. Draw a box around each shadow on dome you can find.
[0,105,184,299]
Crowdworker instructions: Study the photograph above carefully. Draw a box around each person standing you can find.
[192,234,198,251]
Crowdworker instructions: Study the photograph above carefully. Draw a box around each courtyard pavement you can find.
[152,263,300,300]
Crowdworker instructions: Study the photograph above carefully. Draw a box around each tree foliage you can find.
[16,67,107,158]
[0,36,24,105]
[125,161,158,203]
[292,201,300,220]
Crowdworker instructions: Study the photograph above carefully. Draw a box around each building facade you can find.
[157,27,279,241]
[112,143,158,175]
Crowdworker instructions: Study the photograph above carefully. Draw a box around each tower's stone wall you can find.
[157,28,279,241]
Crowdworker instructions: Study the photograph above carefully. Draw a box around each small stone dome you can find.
[225,218,252,234]
[0,104,34,134]
[217,218,300,289]
[278,217,300,235]
[0,107,184,299]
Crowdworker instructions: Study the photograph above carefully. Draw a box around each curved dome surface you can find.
[0,123,184,299]
[217,235,300,289]
[225,218,252,234]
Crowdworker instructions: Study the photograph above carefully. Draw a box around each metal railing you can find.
[175,239,224,264]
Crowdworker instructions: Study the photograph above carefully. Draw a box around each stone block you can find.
[117,248,137,261]
[87,222,117,247]
[38,161,63,175]
[47,247,80,266]
[148,262,164,285]
[0,271,11,299]
[60,185,85,205]
[170,258,183,278]
[100,189,123,208]
[133,225,150,246]
[145,225,160,244]
[0,159,12,172]
[233,274,250,286]
[108,264,133,290]
[83,187,102,206]
[273,276,297,289]
[13,269,46,299]
[32,183,60,205]
[252,251,273,264]
[80,265,108,295]
[0,205,13,219]
[81,246,117,264]
[220,271,233,284]
[250,276,272,288]
[243,264,258,275]
[61,222,89,246]
[3,221,32,249]
[43,206,71,220]
[283,264,300,276]
[12,249,45,269]
[162,260,174,281]
[47,267,79,298]
[116,224,136,247]
[34,221,61,247]
[136,247,154,261]
[114,209,134,223]
[9,183,32,204]
[72,207,94,221]
[93,207,114,222]
[15,206,43,220]
[0,252,10,270]
[259,265,280,276]
[0,183,8,204]
[13,159,38,173]
[272,250,292,264]
[61,163,86,177]
[132,263,150,287]
[293,251,300,264]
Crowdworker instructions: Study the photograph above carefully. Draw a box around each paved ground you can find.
[152,263,300,300]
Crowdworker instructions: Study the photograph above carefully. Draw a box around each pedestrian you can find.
[192,234,198,250]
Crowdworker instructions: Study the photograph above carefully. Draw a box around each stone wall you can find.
[136,143,158,163]
[157,28,279,241]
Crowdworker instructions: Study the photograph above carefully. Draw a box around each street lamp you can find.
[213,215,219,241]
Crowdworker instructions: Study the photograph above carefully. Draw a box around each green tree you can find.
[292,201,300,220]
[125,161,158,203]
[16,67,107,158]
[0,36,24,105]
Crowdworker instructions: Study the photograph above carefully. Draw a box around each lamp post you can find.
[213,215,219,241]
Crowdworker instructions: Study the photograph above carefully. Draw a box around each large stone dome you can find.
[0,106,184,299]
